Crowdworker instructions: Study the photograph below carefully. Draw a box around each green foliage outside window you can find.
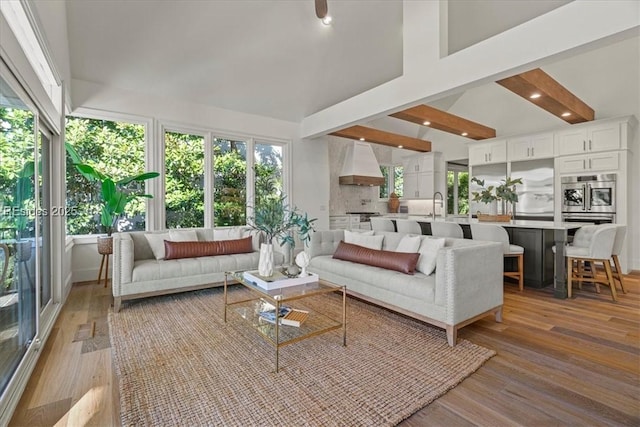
[165,132,205,228]
[65,117,147,235]
[447,171,469,214]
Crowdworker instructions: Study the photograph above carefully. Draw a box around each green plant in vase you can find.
[495,177,523,215]
[248,195,316,277]
[66,142,160,257]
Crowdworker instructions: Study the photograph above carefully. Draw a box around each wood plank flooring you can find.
[9,275,640,426]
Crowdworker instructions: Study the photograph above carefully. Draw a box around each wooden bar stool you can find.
[471,223,524,291]
[566,224,617,301]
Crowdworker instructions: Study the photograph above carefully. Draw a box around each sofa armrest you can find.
[113,233,135,297]
[435,241,503,325]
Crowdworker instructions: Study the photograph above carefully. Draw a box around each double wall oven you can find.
[561,174,616,224]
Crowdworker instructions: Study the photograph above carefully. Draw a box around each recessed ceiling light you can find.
[321,16,332,25]
[423,121,431,126]
[359,137,365,141]
[461,132,468,137]
[561,112,571,117]
[529,93,541,99]
[398,145,403,149]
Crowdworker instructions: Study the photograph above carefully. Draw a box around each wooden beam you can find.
[329,125,431,152]
[496,68,595,124]
[390,105,496,140]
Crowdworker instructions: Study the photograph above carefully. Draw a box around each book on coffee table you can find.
[281,309,309,327]
[258,304,292,323]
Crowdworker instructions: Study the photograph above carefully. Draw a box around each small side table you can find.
[97,236,113,288]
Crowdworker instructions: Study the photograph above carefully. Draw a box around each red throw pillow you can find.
[332,241,419,275]
[164,236,253,260]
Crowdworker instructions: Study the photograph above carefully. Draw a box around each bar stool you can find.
[610,225,627,294]
[470,223,524,291]
[396,220,422,235]
[370,217,395,232]
[430,222,463,239]
[565,224,617,301]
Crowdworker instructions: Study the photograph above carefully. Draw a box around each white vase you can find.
[258,243,274,277]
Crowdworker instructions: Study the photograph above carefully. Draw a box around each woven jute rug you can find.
[109,286,495,426]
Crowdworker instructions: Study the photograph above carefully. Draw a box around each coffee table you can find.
[224,270,347,373]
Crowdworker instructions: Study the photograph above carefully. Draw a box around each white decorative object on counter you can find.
[295,251,310,277]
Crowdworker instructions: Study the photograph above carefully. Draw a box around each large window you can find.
[379,164,403,199]
[255,142,283,207]
[65,117,146,235]
[213,138,247,227]
[165,131,205,228]
[447,168,469,215]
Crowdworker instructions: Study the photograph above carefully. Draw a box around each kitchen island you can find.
[381,215,591,299]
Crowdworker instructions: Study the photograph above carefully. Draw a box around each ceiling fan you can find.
[315,0,332,25]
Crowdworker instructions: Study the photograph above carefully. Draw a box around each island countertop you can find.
[380,215,593,230]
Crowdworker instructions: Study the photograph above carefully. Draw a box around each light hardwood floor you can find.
[9,274,640,426]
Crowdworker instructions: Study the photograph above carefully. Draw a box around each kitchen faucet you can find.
[432,192,444,220]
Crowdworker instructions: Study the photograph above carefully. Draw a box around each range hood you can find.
[339,141,385,186]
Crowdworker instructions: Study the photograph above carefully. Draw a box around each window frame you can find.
[378,163,403,200]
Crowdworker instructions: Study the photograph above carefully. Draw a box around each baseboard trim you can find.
[629,270,640,277]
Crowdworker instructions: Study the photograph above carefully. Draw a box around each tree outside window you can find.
[65,117,146,235]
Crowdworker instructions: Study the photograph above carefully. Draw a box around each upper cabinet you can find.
[556,121,621,156]
[468,140,507,166]
[507,133,554,161]
[402,152,445,199]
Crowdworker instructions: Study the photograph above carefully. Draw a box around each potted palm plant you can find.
[248,194,316,277]
[65,143,160,254]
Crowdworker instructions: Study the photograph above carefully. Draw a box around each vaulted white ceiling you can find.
[65,0,403,122]
[63,0,638,138]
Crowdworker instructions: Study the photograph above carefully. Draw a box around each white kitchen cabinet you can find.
[556,122,621,156]
[468,140,507,165]
[508,133,554,161]
[556,151,619,174]
[329,215,364,230]
[402,152,445,199]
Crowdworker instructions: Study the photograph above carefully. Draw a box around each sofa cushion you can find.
[344,230,384,250]
[333,241,419,275]
[164,236,254,260]
[395,235,422,253]
[416,237,446,275]
[145,232,171,260]
[169,229,199,242]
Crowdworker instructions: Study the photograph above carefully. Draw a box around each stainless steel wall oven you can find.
[561,174,616,223]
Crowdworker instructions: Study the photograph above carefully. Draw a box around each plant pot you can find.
[489,200,498,216]
[97,236,113,255]
[258,243,274,277]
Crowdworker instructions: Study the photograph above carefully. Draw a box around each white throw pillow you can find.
[344,230,383,250]
[416,237,446,275]
[144,232,171,260]
[213,227,244,241]
[395,235,421,253]
[169,229,198,242]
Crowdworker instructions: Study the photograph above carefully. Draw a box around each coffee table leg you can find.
[223,274,228,323]
[275,299,280,373]
[342,286,347,346]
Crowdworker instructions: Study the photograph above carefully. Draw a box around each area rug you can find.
[108,287,495,426]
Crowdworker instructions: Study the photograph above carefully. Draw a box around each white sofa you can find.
[112,227,284,312]
[306,230,504,346]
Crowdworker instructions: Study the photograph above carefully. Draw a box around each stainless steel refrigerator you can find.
[510,159,554,220]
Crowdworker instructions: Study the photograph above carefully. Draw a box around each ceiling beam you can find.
[389,105,496,140]
[329,125,431,152]
[496,68,594,124]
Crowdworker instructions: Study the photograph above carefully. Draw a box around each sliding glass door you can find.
[0,76,37,396]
